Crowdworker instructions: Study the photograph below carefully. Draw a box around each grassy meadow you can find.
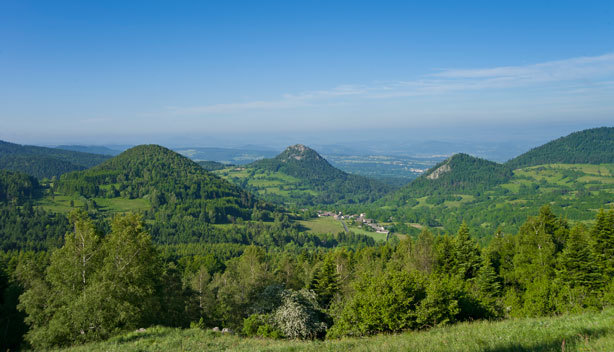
[55,308,614,352]
[389,163,614,236]
[215,167,319,197]
[298,216,391,242]
[37,192,150,214]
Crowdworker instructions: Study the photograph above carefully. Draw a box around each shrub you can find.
[328,271,426,337]
[273,289,327,340]
[242,314,282,338]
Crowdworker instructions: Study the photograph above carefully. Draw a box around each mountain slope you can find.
[198,160,230,171]
[370,132,614,237]
[0,140,110,179]
[389,153,512,199]
[252,144,349,181]
[217,144,394,206]
[0,169,43,204]
[507,127,614,168]
[57,145,262,223]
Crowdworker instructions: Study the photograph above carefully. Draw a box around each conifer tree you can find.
[557,225,601,289]
[435,234,455,275]
[309,255,339,309]
[452,222,481,280]
[475,256,502,317]
[591,209,614,279]
[537,205,568,252]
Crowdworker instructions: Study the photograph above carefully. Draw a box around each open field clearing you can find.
[56,308,614,352]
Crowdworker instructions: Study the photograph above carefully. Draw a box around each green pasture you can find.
[37,192,150,214]
[57,308,614,352]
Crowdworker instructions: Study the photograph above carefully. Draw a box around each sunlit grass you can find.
[57,308,614,352]
[37,192,150,214]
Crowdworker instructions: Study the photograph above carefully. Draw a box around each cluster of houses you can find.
[317,211,389,235]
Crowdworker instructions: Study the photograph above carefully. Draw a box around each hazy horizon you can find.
[1,1,613,154]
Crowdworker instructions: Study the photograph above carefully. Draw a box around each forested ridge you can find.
[58,144,266,224]
[506,127,614,168]
[0,140,110,179]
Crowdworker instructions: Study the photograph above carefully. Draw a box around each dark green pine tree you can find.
[435,234,455,275]
[452,222,481,280]
[475,256,502,317]
[537,205,568,252]
[591,209,614,280]
[309,255,339,309]
[557,226,601,289]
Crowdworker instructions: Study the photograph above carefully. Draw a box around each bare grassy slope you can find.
[57,308,614,352]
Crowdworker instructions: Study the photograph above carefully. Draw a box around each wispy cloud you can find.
[169,53,614,115]
[432,53,614,80]
[166,84,370,115]
[167,99,309,115]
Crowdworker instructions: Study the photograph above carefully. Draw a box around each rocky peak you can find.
[278,144,323,162]
[426,161,451,180]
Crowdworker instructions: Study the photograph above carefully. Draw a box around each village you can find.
[316,210,390,235]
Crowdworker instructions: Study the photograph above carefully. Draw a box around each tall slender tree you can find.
[591,209,614,280]
[452,222,481,280]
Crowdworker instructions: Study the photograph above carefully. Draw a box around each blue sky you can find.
[1,0,613,146]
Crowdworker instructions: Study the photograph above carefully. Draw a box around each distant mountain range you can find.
[0,140,111,179]
[55,145,123,156]
[2,126,613,239]
[175,146,278,164]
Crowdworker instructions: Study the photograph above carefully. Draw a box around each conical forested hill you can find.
[370,133,614,237]
[506,127,614,168]
[0,140,110,179]
[252,144,347,182]
[370,153,514,234]
[389,153,512,200]
[58,144,263,223]
[218,144,394,205]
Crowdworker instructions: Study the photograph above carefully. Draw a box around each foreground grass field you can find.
[56,308,614,352]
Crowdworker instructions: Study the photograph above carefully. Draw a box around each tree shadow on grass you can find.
[482,326,612,352]
[293,223,312,233]
[110,328,173,344]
